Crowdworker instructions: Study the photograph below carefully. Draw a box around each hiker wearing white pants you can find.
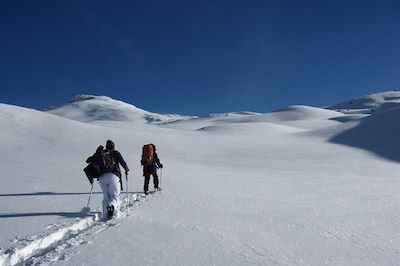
[86,140,129,218]
[99,172,121,217]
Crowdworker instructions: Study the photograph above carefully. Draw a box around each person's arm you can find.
[154,153,163,168]
[115,151,129,173]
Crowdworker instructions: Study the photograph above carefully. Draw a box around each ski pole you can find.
[125,172,129,208]
[86,184,94,208]
[160,168,162,189]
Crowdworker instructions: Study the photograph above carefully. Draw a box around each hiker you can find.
[86,140,129,218]
[141,144,163,194]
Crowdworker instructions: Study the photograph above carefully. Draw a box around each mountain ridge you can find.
[327,89,400,114]
[48,90,400,121]
[47,94,196,124]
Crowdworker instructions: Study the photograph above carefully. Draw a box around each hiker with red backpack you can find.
[141,144,163,194]
[86,140,129,218]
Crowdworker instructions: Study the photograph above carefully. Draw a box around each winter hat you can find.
[106,140,115,150]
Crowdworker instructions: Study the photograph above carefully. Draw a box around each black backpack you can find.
[101,150,116,171]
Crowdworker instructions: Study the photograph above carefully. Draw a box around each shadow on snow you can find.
[0,211,98,219]
[329,108,400,163]
[0,191,142,197]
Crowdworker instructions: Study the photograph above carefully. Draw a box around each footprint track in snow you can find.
[0,192,159,266]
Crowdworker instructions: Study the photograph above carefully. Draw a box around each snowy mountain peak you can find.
[48,94,194,124]
[363,90,400,102]
[68,94,116,103]
[327,89,400,114]
[66,94,144,112]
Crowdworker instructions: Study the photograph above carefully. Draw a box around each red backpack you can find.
[142,144,155,165]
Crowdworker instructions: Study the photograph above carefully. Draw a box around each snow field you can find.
[0,192,160,265]
[1,92,400,265]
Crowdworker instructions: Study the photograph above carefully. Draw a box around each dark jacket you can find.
[106,150,129,178]
[141,152,162,176]
[86,146,130,180]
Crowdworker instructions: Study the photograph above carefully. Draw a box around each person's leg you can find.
[153,172,159,189]
[143,174,150,193]
[99,174,110,217]
[108,174,121,215]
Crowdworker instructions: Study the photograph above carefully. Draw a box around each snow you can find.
[327,89,400,114]
[0,92,399,265]
[48,94,195,124]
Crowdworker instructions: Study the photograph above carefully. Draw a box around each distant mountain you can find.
[326,90,400,114]
[41,90,400,135]
[47,95,195,124]
[163,105,345,132]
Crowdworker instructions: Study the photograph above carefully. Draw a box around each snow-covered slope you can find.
[329,106,400,162]
[327,90,400,114]
[48,95,195,124]
[164,105,345,131]
[0,94,399,266]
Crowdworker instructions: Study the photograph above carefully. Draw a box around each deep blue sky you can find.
[1,0,400,115]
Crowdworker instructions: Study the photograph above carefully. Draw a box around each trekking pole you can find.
[125,172,129,208]
[86,183,94,209]
[160,168,162,189]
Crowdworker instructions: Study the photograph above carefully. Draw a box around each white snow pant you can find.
[99,172,121,217]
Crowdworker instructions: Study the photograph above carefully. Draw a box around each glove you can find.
[159,164,163,169]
